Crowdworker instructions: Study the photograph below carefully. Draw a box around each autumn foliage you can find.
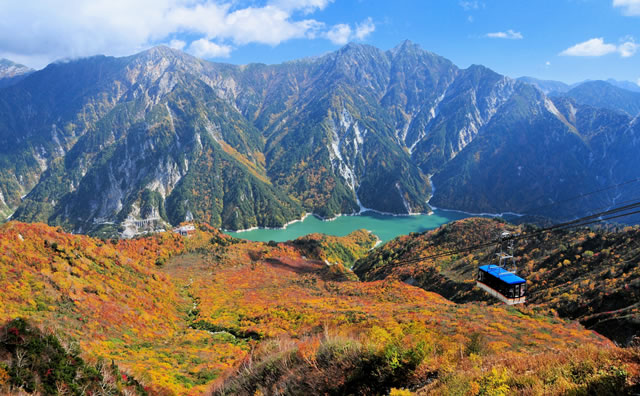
[355,217,640,345]
[0,220,639,395]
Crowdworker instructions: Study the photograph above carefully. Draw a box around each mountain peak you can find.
[463,64,498,77]
[562,79,640,116]
[605,78,640,93]
[397,39,418,49]
[517,76,570,95]
[332,42,383,63]
[126,45,206,75]
[0,58,33,78]
[134,45,190,61]
[338,42,375,53]
[0,58,34,88]
[389,39,422,56]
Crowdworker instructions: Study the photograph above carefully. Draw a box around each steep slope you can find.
[257,42,441,215]
[411,65,518,175]
[354,217,640,345]
[429,88,640,220]
[3,47,302,234]
[429,86,590,215]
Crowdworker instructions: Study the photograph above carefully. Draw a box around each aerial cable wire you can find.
[384,200,640,266]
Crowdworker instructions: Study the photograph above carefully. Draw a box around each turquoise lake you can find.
[226,209,482,243]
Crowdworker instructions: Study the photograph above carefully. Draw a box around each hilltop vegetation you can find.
[1,220,639,394]
[0,318,145,395]
[354,217,640,345]
[291,229,379,268]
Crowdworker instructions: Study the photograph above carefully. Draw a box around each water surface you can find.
[226,209,476,243]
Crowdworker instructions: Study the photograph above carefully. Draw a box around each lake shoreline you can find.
[226,178,524,243]
[226,209,473,243]
[225,208,435,234]
[427,174,524,218]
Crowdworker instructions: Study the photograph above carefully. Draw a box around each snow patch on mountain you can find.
[328,121,356,190]
[33,146,48,172]
[51,125,66,157]
[204,120,223,143]
[353,123,365,155]
[97,164,125,218]
[544,98,562,118]
[484,77,516,121]
[568,102,578,123]
[327,108,364,192]
[456,120,478,153]
[395,182,412,214]
[407,90,448,153]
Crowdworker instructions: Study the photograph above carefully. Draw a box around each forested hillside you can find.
[2,42,640,236]
[355,217,640,345]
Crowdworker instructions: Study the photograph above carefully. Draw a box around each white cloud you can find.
[637,78,640,87]
[271,0,333,14]
[326,17,375,45]
[613,0,640,16]
[459,1,483,11]
[354,17,375,40]
[560,37,638,57]
[561,38,617,56]
[165,3,325,46]
[217,6,323,45]
[327,24,352,45]
[545,61,551,67]
[618,37,639,57]
[486,30,523,40]
[0,0,357,68]
[188,39,232,58]
[168,39,186,50]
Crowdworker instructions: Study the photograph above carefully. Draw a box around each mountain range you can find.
[1,42,640,236]
[519,76,640,95]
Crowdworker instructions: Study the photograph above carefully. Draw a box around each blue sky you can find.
[0,0,638,84]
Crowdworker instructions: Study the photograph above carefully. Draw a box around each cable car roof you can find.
[478,265,526,285]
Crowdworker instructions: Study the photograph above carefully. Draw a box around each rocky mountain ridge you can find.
[1,42,639,236]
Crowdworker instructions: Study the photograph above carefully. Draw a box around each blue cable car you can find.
[476,231,527,305]
[476,265,526,305]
